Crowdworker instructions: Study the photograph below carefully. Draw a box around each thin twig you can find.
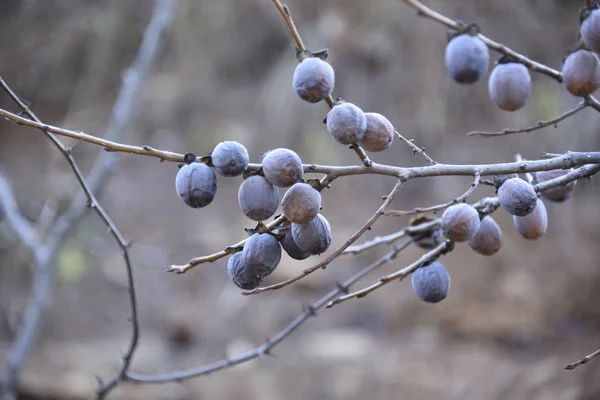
[564,348,600,370]
[241,180,404,295]
[387,174,481,216]
[125,239,413,383]
[468,103,587,137]
[342,219,440,255]
[326,240,454,308]
[395,130,437,165]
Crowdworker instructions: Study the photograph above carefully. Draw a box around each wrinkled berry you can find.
[498,177,537,217]
[227,252,262,290]
[513,198,548,240]
[291,214,332,255]
[412,261,451,303]
[441,203,481,242]
[175,162,217,208]
[445,33,489,84]
[359,113,395,152]
[238,175,279,221]
[211,141,249,177]
[262,148,303,187]
[533,169,576,203]
[488,62,531,111]
[468,216,503,256]
[282,183,321,224]
[562,49,600,97]
[293,57,335,103]
[326,102,367,145]
[581,8,600,53]
[279,226,311,260]
[243,233,282,277]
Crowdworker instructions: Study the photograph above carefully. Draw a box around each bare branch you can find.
[343,219,440,255]
[326,240,454,309]
[125,239,413,383]
[387,174,481,217]
[565,348,600,370]
[0,174,41,252]
[241,180,404,295]
[395,130,437,165]
[468,103,588,137]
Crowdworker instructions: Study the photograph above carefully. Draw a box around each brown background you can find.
[1,0,600,399]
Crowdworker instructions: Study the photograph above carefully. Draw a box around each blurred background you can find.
[1,0,600,399]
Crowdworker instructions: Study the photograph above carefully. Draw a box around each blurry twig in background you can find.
[125,239,414,384]
[565,347,600,370]
[468,102,588,137]
[0,0,176,397]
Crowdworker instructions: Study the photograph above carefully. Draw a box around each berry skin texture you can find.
[326,102,367,145]
[441,203,481,243]
[211,141,249,177]
[498,178,537,217]
[513,198,548,240]
[581,9,600,54]
[444,34,490,84]
[261,148,303,187]
[175,162,217,208]
[488,62,531,111]
[562,50,600,97]
[533,170,576,203]
[291,214,332,255]
[238,176,279,221]
[411,261,451,304]
[292,57,335,103]
[281,183,321,224]
[468,216,503,256]
[359,113,395,152]
[227,252,262,290]
[243,233,282,277]
[280,226,311,260]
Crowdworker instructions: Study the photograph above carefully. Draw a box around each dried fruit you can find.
[488,60,531,111]
[468,216,502,256]
[441,203,481,242]
[533,169,576,203]
[513,198,548,240]
[238,175,279,221]
[279,226,311,260]
[281,183,321,224]
[581,7,600,53]
[292,57,335,103]
[175,162,217,208]
[326,102,367,145]
[243,233,282,277]
[445,32,489,84]
[211,141,249,177]
[261,148,303,187]
[291,214,332,255]
[358,112,394,152]
[411,261,451,303]
[498,177,537,217]
[562,49,600,97]
[227,252,262,290]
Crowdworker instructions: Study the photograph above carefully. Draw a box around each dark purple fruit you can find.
[238,175,279,221]
[411,261,451,303]
[227,252,262,290]
[498,177,537,217]
[243,233,282,277]
[291,214,332,255]
[359,113,394,152]
[445,33,489,84]
[441,203,481,242]
[261,148,303,187]
[326,102,367,145]
[211,141,249,177]
[175,162,217,208]
[468,216,502,256]
[279,226,311,260]
[281,183,321,224]
[292,57,335,103]
[513,198,548,240]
